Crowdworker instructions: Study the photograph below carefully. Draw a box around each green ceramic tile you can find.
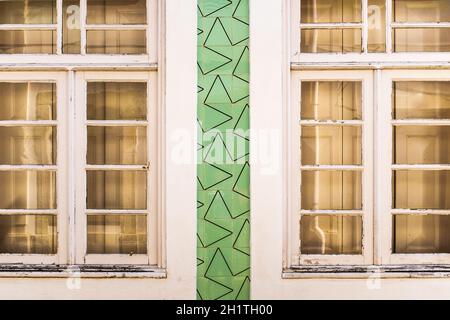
[198,0,249,300]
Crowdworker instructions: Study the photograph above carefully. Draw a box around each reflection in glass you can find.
[301,215,362,254]
[302,126,362,165]
[395,126,450,164]
[394,0,450,22]
[301,28,362,53]
[63,0,80,54]
[87,214,147,254]
[0,215,56,254]
[0,127,56,165]
[87,171,146,209]
[393,82,450,119]
[88,126,147,165]
[0,0,56,24]
[87,0,146,24]
[87,82,147,120]
[301,81,362,120]
[368,0,386,52]
[0,171,56,209]
[301,171,362,210]
[301,0,361,23]
[86,30,146,54]
[394,214,450,253]
[394,170,450,209]
[394,28,450,52]
[0,30,56,54]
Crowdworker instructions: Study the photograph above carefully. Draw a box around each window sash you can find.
[292,0,450,60]
[74,71,158,266]
[0,0,157,60]
[0,72,68,265]
[290,70,374,266]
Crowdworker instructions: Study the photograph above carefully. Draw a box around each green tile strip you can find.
[197,0,250,300]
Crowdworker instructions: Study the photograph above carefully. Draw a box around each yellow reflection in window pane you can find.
[0,171,56,209]
[87,82,147,120]
[301,215,362,254]
[395,126,450,164]
[0,127,56,165]
[301,29,362,53]
[301,0,361,23]
[393,82,450,119]
[302,126,362,165]
[0,30,56,54]
[87,171,147,209]
[87,215,147,254]
[394,170,450,209]
[368,0,386,52]
[394,28,450,52]
[301,81,362,120]
[86,30,146,54]
[87,0,146,24]
[0,215,56,254]
[394,0,450,22]
[301,171,362,210]
[394,215,450,253]
[0,0,56,24]
[88,126,147,165]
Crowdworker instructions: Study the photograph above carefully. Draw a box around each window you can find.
[75,71,158,265]
[291,0,450,56]
[0,0,156,56]
[288,1,450,269]
[0,0,161,271]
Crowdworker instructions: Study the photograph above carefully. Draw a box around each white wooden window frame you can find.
[291,0,450,65]
[0,71,68,265]
[379,69,450,265]
[0,0,158,65]
[289,70,374,266]
[74,70,159,266]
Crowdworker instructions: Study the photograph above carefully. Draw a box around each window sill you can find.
[283,265,450,279]
[0,265,167,279]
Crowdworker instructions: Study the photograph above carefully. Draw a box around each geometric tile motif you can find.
[197,0,250,300]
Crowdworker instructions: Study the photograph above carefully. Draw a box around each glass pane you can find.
[0,83,56,120]
[0,127,56,165]
[395,126,450,164]
[0,171,56,209]
[301,215,362,254]
[0,215,56,254]
[394,28,450,52]
[394,215,450,253]
[87,171,146,209]
[393,82,450,119]
[86,30,146,54]
[87,126,147,165]
[394,170,450,209]
[302,126,362,165]
[0,0,56,24]
[87,0,146,24]
[301,0,361,23]
[63,0,80,54]
[394,0,450,22]
[368,0,386,52]
[301,81,362,120]
[87,82,147,120]
[301,29,362,53]
[87,215,147,254]
[301,170,362,210]
[0,30,56,54]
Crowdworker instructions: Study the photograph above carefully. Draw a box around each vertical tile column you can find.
[197,0,250,300]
